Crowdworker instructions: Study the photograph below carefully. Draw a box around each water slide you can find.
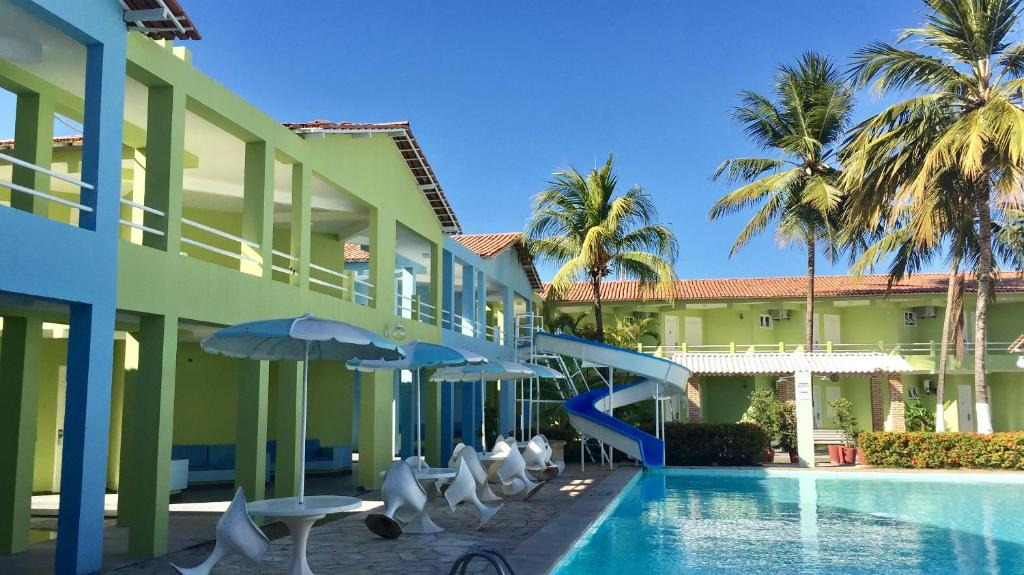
[532,332,690,467]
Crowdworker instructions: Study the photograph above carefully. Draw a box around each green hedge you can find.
[859,431,1024,470]
[662,422,767,466]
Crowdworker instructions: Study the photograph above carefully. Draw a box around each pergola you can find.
[671,352,915,467]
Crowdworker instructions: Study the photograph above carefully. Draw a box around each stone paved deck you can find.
[109,464,637,575]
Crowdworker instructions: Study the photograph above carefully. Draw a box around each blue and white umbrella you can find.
[201,313,404,501]
[431,361,564,449]
[347,341,487,468]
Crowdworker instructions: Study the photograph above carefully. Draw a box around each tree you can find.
[710,52,854,351]
[526,154,678,342]
[844,0,1024,433]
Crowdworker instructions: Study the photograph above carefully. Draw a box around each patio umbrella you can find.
[201,313,403,502]
[430,361,564,449]
[347,341,488,469]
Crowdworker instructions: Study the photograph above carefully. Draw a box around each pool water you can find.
[554,470,1024,574]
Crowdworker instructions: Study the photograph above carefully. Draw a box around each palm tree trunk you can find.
[935,257,961,432]
[806,230,815,352]
[592,274,605,343]
[975,187,994,434]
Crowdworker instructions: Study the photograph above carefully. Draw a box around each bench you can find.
[813,429,847,445]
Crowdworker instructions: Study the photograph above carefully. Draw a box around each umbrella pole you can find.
[416,368,423,470]
[299,342,310,503]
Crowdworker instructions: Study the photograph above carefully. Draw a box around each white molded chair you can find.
[497,445,545,500]
[486,439,512,482]
[171,487,269,575]
[366,460,441,538]
[524,436,560,481]
[444,459,502,528]
[455,446,502,502]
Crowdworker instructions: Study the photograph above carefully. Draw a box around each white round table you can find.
[478,452,509,462]
[247,495,361,575]
[411,467,456,481]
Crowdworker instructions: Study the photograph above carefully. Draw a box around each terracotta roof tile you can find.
[452,233,543,292]
[344,243,370,263]
[545,273,1024,303]
[284,120,461,234]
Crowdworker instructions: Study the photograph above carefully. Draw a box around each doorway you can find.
[663,315,679,349]
[958,384,974,432]
[53,366,67,492]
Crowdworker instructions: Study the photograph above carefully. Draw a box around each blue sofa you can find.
[171,439,352,485]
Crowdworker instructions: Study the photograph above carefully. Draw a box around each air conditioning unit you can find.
[914,306,937,318]
[769,309,791,321]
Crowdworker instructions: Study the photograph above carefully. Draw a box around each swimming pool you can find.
[554,469,1024,574]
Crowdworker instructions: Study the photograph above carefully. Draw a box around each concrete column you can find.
[275,361,303,498]
[440,381,455,465]
[357,370,395,489]
[686,376,703,423]
[125,315,177,557]
[794,371,815,468]
[11,91,54,214]
[500,285,516,434]
[430,241,442,326]
[143,85,185,252]
[0,315,42,554]
[476,270,487,337]
[106,338,127,491]
[236,360,269,501]
[116,335,139,529]
[398,372,413,458]
[290,163,311,288]
[242,141,275,278]
[441,250,454,329]
[369,209,395,310]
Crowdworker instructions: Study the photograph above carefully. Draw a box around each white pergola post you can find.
[794,371,815,468]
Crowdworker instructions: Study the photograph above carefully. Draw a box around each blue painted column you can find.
[500,285,516,435]
[440,381,455,464]
[461,264,474,336]
[441,250,454,330]
[56,29,126,574]
[460,382,481,450]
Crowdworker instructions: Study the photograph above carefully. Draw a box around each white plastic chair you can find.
[454,446,502,502]
[444,459,503,528]
[496,446,545,500]
[524,436,560,481]
[366,460,441,538]
[171,487,269,575]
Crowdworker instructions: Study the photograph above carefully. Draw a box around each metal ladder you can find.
[513,313,605,464]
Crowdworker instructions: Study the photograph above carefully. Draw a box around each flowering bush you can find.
[858,432,1024,470]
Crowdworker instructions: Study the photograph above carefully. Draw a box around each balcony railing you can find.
[395,293,436,324]
[0,151,94,223]
[639,340,1018,357]
[119,197,165,240]
[180,217,261,269]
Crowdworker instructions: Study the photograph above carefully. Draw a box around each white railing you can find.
[639,340,1018,357]
[395,294,437,323]
[308,260,349,294]
[271,249,296,277]
[351,275,374,304]
[419,300,436,322]
[180,217,260,264]
[118,197,165,238]
[0,151,94,214]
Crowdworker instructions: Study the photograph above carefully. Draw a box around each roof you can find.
[284,121,461,234]
[672,352,914,375]
[122,0,201,41]
[545,273,1024,303]
[452,233,543,292]
[343,243,370,263]
[1009,333,1024,353]
[0,135,83,149]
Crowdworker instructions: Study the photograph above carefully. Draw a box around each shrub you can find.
[904,401,935,432]
[778,402,797,453]
[662,422,768,466]
[740,389,781,448]
[858,432,1024,470]
[830,397,859,447]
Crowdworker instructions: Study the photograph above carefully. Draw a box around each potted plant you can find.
[830,397,860,465]
[778,402,798,463]
[741,389,782,463]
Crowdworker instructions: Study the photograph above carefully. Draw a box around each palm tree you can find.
[844,0,1024,433]
[710,52,854,351]
[526,154,678,343]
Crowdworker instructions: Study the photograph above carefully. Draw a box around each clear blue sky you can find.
[11,1,942,280]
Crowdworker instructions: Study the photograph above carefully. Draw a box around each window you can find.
[904,311,917,326]
[758,314,773,329]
